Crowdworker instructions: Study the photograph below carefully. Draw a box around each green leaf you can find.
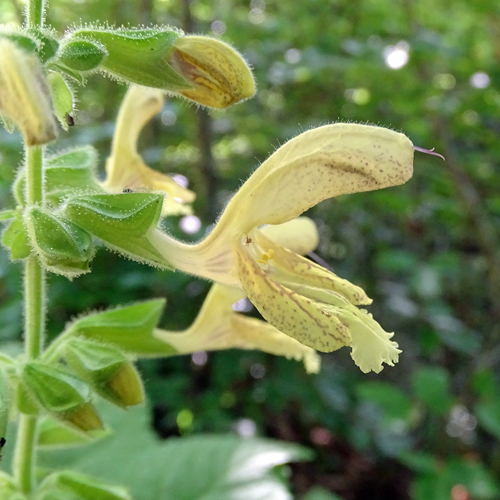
[65,299,174,358]
[475,398,500,440]
[63,193,171,268]
[412,366,454,416]
[40,403,311,500]
[356,381,413,424]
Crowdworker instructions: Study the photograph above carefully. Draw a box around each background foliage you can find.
[2,0,500,499]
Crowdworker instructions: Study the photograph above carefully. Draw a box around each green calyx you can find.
[64,338,144,407]
[59,300,174,358]
[47,72,74,130]
[63,193,171,268]
[21,362,103,432]
[25,206,95,278]
[54,39,107,72]
[67,28,190,90]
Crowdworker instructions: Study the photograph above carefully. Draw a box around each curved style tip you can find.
[414,146,445,161]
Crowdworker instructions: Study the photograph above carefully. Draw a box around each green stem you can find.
[13,145,46,493]
[26,0,44,28]
[13,416,38,494]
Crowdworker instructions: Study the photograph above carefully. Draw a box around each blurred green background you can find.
[2,0,500,499]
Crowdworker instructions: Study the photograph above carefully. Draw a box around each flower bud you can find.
[67,29,255,107]
[64,338,144,408]
[0,38,57,145]
[25,206,94,278]
[169,36,255,108]
[22,362,103,432]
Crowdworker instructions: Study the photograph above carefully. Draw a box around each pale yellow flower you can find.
[0,38,57,145]
[149,124,414,373]
[155,282,320,374]
[102,85,195,216]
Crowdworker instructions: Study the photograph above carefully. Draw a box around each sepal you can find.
[25,207,94,278]
[45,146,102,205]
[22,362,103,432]
[1,212,31,260]
[64,338,144,407]
[37,415,109,448]
[54,39,107,72]
[47,72,75,130]
[67,28,188,90]
[62,193,171,268]
[61,299,174,357]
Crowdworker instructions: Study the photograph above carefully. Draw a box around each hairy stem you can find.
[13,145,46,493]
[26,0,44,28]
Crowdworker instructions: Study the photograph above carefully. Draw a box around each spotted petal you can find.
[235,243,351,352]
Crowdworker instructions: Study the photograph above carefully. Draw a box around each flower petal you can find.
[231,315,321,374]
[155,284,320,372]
[216,124,414,234]
[259,217,319,256]
[252,229,371,305]
[335,308,401,373]
[236,243,351,352]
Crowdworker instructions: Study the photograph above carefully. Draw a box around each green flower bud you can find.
[37,415,109,448]
[47,72,75,131]
[25,207,94,278]
[22,362,103,432]
[41,471,130,500]
[55,39,107,72]
[64,338,144,407]
[0,38,57,145]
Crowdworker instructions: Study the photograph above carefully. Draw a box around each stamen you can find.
[414,146,445,161]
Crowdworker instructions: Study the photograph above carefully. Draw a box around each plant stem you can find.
[13,415,38,494]
[13,145,46,493]
[26,0,44,28]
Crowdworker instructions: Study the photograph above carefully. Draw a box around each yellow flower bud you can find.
[169,36,256,108]
[0,39,57,145]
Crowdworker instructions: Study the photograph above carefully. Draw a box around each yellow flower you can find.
[0,39,57,145]
[102,85,195,216]
[155,282,320,374]
[169,36,256,109]
[148,124,414,373]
